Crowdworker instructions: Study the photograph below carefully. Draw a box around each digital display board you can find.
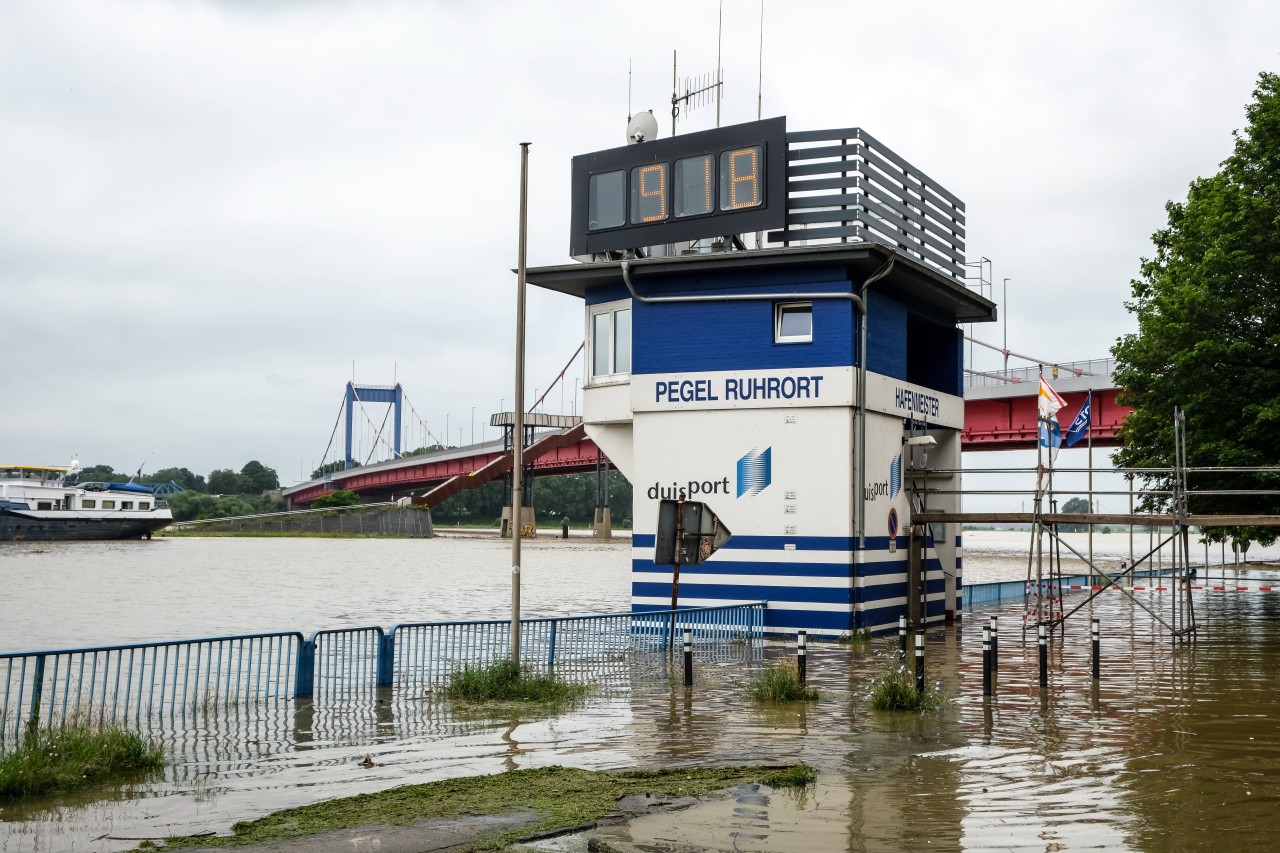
[570,117,786,256]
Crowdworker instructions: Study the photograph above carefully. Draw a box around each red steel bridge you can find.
[284,360,1126,509]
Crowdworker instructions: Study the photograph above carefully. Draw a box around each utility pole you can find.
[511,141,531,666]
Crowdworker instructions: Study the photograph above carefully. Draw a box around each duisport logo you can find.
[890,452,902,499]
[736,447,772,498]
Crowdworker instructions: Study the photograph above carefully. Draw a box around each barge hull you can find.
[0,510,171,541]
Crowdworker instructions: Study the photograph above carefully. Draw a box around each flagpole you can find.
[1087,389,1094,585]
[1035,367,1045,628]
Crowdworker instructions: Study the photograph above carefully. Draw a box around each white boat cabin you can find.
[0,466,158,512]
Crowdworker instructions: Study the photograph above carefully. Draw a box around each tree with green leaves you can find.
[239,460,280,493]
[1112,72,1280,546]
[73,464,119,483]
[207,468,249,495]
[311,460,356,479]
[311,489,361,508]
[147,467,206,492]
[1057,497,1090,532]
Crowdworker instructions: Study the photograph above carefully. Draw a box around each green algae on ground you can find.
[150,764,812,850]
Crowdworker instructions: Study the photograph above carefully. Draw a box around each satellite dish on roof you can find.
[626,110,658,144]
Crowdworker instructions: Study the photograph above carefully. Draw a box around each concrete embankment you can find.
[167,504,434,537]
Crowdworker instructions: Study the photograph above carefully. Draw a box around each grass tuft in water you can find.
[446,659,588,704]
[760,761,818,787]
[0,720,165,801]
[748,661,819,703]
[867,651,947,713]
[837,628,873,648]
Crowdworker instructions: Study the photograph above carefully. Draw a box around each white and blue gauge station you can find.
[529,116,996,636]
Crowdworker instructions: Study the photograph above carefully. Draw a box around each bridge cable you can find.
[528,340,585,413]
[317,392,348,476]
[400,392,446,448]
[363,399,396,466]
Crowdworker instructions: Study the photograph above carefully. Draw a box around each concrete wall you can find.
[178,506,434,537]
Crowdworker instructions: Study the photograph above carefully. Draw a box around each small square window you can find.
[82,499,96,509]
[121,501,134,510]
[102,500,116,510]
[775,302,813,344]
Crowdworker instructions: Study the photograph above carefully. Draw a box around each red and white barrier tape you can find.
[1028,583,1279,593]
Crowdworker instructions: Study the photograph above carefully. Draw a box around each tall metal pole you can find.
[756,0,764,121]
[671,50,677,137]
[716,0,723,128]
[511,142,531,666]
[1002,278,1010,373]
[1087,390,1094,583]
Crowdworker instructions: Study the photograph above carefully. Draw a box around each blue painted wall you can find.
[587,264,962,397]
[629,266,857,374]
[866,289,906,379]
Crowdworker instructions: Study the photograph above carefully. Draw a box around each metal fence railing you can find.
[0,632,303,748]
[0,603,765,749]
[964,358,1116,388]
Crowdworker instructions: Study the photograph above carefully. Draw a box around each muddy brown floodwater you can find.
[2,533,1280,851]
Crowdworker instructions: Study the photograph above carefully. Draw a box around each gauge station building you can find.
[527,117,995,635]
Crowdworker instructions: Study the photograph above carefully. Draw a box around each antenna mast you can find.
[716,0,723,128]
[671,54,724,136]
[757,0,765,120]
[671,50,677,136]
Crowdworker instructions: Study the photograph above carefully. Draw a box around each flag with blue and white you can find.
[1065,392,1092,448]
[1039,419,1063,450]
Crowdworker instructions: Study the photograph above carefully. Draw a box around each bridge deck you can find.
[287,367,1128,506]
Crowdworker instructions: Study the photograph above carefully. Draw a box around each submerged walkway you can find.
[18,579,1280,851]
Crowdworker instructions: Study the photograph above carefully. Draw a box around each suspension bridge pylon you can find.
[345,382,404,470]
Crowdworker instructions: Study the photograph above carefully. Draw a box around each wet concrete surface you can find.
[205,810,542,852]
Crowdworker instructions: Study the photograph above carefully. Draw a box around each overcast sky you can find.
[3,1,1276,489]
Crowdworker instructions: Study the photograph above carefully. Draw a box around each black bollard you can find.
[899,615,908,657]
[982,624,992,697]
[989,615,999,676]
[1038,623,1048,687]
[915,631,925,695]
[1091,617,1100,681]
[683,628,693,686]
[797,630,807,685]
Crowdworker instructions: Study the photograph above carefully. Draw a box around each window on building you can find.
[589,301,633,380]
[82,499,96,509]
[775,302,813,344]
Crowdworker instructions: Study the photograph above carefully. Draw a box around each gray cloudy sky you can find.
[2,1,1276,486]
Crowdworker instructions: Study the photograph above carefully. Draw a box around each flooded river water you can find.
[2,531,1280,851]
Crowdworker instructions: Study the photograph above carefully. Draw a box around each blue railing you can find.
[0,603,764,748]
